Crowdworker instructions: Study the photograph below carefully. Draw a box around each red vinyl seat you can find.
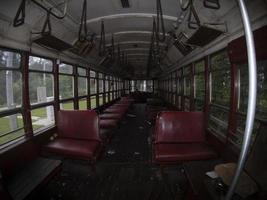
[43,110,102,162]
[99,119,118,129]
[154,111,217,164]
[99,113,123,120]
[104,107,126,114]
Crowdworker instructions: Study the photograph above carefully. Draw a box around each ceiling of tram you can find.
[0,0,267,78]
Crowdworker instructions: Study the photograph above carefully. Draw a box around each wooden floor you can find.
[35,104,189,200]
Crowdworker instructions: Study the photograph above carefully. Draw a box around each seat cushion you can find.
[99,119,118,129]
[104,108,126,114]
[44,138,100,160]
[99,113,123,120]
[155,143,217,163]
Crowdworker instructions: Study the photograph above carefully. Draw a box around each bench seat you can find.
[99,119,118,129]
[44,138,100,160]
[155,143,217,163]
[7,157,61,200]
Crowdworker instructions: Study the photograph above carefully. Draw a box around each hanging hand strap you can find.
[204,0,220,10]
[42,10,52,35]
[78,0,88,42]
[188,0,201,29]
[156,0,166,42]
[99,20,106,56]
[13,0,26,27]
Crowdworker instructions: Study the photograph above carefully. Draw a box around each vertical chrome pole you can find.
[225,0,257,199]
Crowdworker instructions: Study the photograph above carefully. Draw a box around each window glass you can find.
[90,78,97,94]
[211,70,231,106]
[0,70,22,111]
[99,79,103,93]
[98,73,103,79]
[184,77,190,96]
[0,50,24,146]
[184,98,190,111]
[0,113,24,145]
[29,56,53,72]
[78,77,87,96]
[90,70,96,77]
[31,106,55,133]
[29,73,54,104]
[105,80,109,92]
[59,63,73,74]
[79,98,87,110]
[99,94,103,106]
[61,101,74,110]
[0,50,21,68]
[208,50,231,137]
[90,96,96,109]
[59,75,74,99]
[208,105,229,137]
[238,60,267,119]
[77,67,86,76]
[194,60,205,111]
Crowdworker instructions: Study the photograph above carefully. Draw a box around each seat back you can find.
[57,110,100,141]
[155,111,205,143]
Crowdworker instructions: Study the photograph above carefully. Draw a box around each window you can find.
[231,60,267,146]
[0,49,25,145]
[90,70,97,95]
[183,66,191,111]
[208,51,231,138]
[98,73,104,93]
[59,63,74,100]
[59,63,74,110]
[194,60,205,111]
[99,94,103,106]
[90,96,96,109]
[176,70,182,109]
[79,98,87,110]
[29,56,55,133]
[77,67,88,110]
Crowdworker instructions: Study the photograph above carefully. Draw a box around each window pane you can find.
[99,94,103,106]
[99,79,103,93]
[90,71,96,77]
[98,73,103,79]
[105,94,109,103]
[229,114,260,146]
[31,106,55,133]
[195,60,205,73]
[77,67,87,76]
[184,98,190,111]
[211,70,231,106]
[0,70,22,111]
[90,96,96,109]
[184,66,191,76]
[78,77,87,96]
[105,80,109,92]
[90,78,97,94]
[0,50,21,69]
[195,99,204,111]
[29,73,54,105]
[184,77,190,96]
[29,56,53,72]
[239,60,267,120]
[210,51,230,71]
[195,72,205,111]
[0,113,24,145]
[59,63,73,74]
[79,99,87,110]
[61,101,74,110]
[208,105,229,137]
[59,75,73,99]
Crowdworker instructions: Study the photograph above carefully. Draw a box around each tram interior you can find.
[0,0,267,199]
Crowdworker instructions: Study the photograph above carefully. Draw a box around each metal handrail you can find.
[225,0,257,199]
